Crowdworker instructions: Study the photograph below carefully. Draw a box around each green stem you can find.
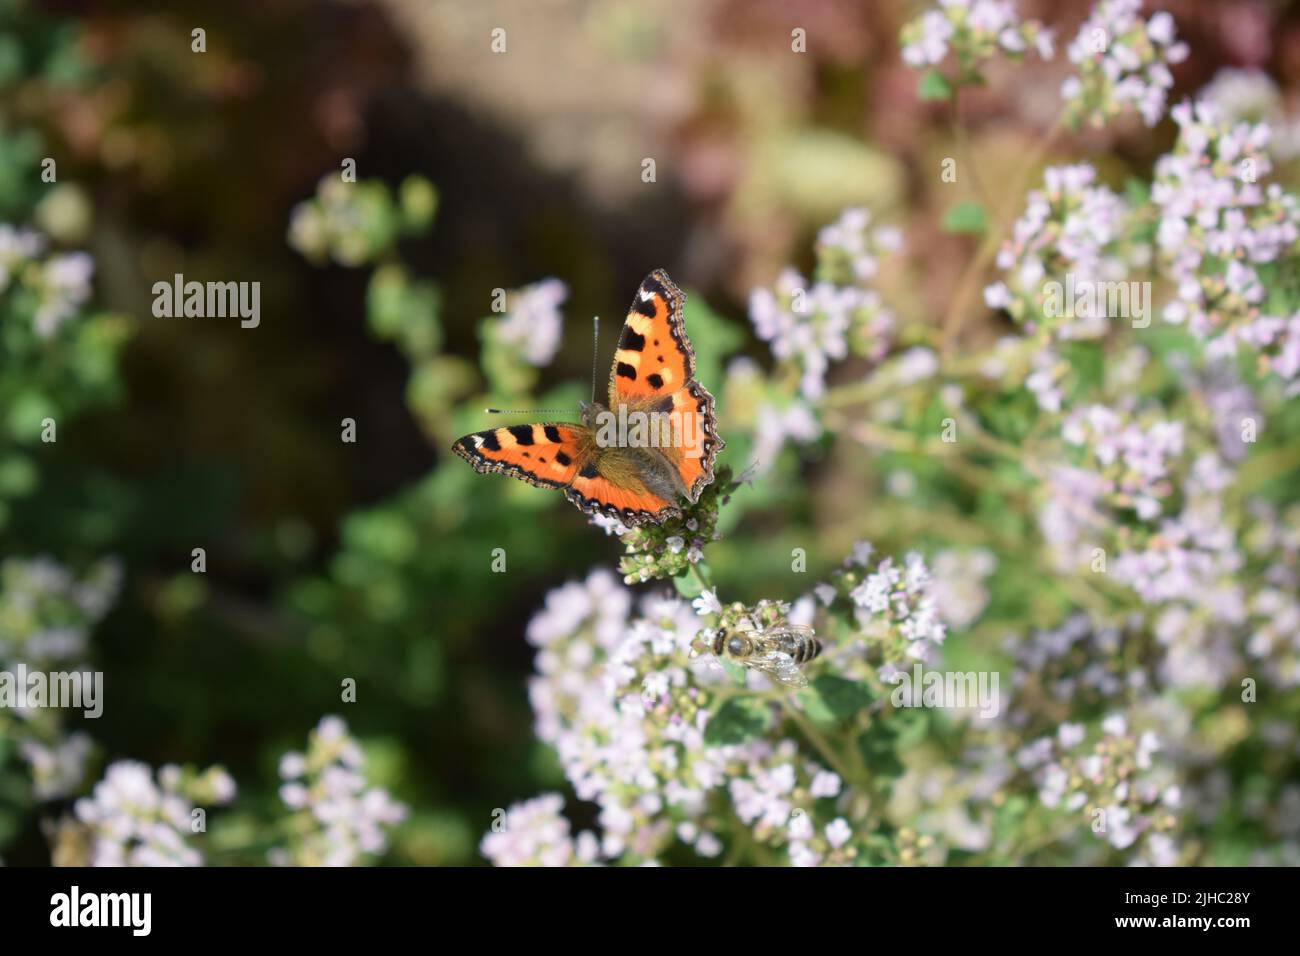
[780,698,862,791]
[949,88,993,209]
[940,120,1064,359]
[689,560,714,594]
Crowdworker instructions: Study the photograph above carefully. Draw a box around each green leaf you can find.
[918,69,953,102]
[856,720,905,779]
[805,675,873,722]
[672,570,705,599]
[1123,177,1150,206]
[942,200,987,235]
[799,688,837,724]
[705,697,773,746]
[893,708,930,748]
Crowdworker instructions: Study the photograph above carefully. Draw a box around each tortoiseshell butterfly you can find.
[453,269,724,525]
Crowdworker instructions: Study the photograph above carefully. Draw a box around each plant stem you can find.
[941,121,1064,359]
[689,560,714,594]
[950,88,993,209]
[780,698,861,790]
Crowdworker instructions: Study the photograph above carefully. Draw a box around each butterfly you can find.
[453,269,724,526]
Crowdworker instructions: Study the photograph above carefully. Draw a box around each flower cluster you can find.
[1201,68,1300,161]
[21,734,94,802]
[1152,100,1300,383]
[729,740,853,866]
[1109,454,1253,689]
[817,543,948,681]
[65,761,236,867]
[489,534,1037,867]
[900,1,1053,74]
[983,164,1138,340]
[288,174,436,267]
[749,208,898,400]
[1061,404,1185,520]
[1003,614,1136,714]
[271,716,408,866]
[0,223,94,338]
[752,396,822,476]
[1241,503,1300,688]
[483,278,567,368]
[524,569,730,861]
[494,542,941,867]
[1015,714,1180,864]
[1061,1,1187,128]
[601,465,738,584]
[479,793,600,866]
[0,556,121,667]
[0,556,121,799]
[931,548,997,629]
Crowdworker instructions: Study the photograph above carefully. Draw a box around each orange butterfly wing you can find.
[607,269,724,502]
[452,423,590,489]
[608,269,695,401]
[564,471,677,525]
[454,269,724,526]
[451,421,677,524]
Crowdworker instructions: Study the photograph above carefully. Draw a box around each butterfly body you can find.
[454,270,723,526]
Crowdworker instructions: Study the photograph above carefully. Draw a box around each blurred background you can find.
[2,0,1299,865]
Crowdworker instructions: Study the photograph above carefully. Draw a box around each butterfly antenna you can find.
[485,316,602,418]
[485,407,568,415]
[591,315,600,405]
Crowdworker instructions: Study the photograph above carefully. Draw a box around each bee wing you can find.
[744,649,809,689]
[776,624,818,636]
[765,624,817,640]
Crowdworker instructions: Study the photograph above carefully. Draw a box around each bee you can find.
[708,623,822,688]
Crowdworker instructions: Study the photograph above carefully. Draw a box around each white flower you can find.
[479,793,599,867]
[74,760,223,867]
[21,734,93,801]
[931,549,996,629]
[901,1,1051,70]
[1146,11,1175,46]
[1063,1,1186,127]
[749,209,897,399]
[825,818,853,849]
[270,716,406,866]
[903,10,954,66]
[0,224,44,292]
[692,588,722,616]
[492,278,567,366]
[1057,722,1086,748]
[1104,805,1140,849]
[810,770,842,798]
[986,163,1136,340]
[752,399,822,474]
[33,252,94,337]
